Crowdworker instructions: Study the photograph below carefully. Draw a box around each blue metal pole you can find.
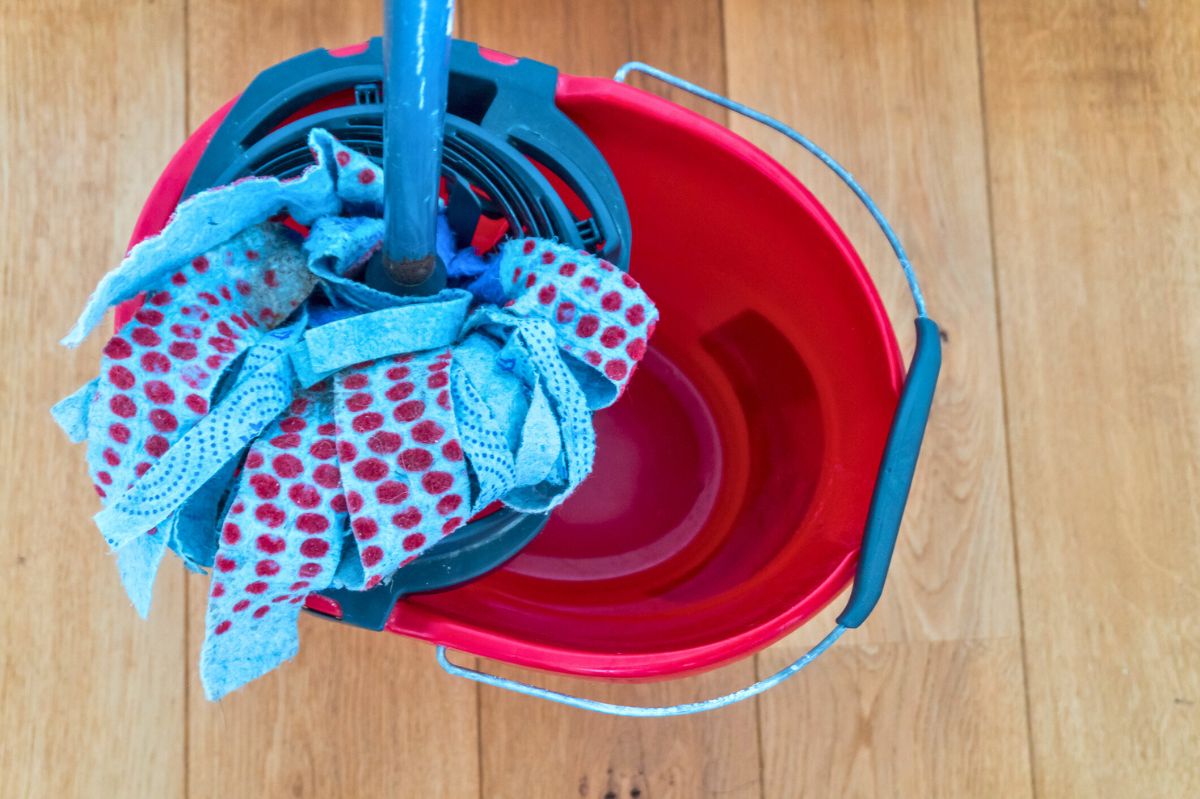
[369,0,453,294]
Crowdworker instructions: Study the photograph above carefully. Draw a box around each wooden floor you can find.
[2,1,1197,796]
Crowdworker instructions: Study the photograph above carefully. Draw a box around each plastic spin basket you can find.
[122,40,941,716]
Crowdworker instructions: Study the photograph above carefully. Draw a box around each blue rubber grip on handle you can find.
[837,316,941,627]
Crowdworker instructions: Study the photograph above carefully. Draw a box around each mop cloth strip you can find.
[53,129,659,699]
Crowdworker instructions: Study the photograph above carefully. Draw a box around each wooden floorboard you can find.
[979,1,1200,795]
[0,2,187,798]
[759,639,1031,797]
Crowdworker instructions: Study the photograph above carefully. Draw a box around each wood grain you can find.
[0,1,187,798]
[459,0,727,119]
[476,663,762,799]
[758,639,1031,798]
[979,1,1200,795]
[184,3,478,798]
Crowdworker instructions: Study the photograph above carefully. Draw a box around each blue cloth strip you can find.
[301,295,470,374]
[50,378,97,443]
[117,521,172,618]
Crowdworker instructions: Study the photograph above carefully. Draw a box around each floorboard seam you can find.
[971,2,1039,797]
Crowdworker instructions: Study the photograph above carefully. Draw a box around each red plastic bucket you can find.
[125,59,903,682]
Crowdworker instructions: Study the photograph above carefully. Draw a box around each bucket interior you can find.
[388,76,904,677]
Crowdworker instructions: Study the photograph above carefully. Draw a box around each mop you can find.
[52,1,657,700]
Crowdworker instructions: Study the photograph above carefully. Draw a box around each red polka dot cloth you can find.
[52,129,658,699]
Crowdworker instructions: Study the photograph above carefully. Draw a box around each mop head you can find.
[53,129,658,699]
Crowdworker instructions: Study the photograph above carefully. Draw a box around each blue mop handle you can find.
[370,0,454,293]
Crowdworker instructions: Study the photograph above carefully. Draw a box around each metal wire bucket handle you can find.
[436,62,942,716]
